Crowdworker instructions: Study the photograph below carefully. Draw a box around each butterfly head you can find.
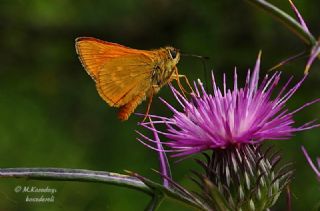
[165,47,180,66]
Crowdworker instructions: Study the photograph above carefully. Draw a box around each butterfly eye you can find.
[169,49,177,59]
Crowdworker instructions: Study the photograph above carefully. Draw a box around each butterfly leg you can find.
[142,85,159,122]
[172,68,188,98]
[172,67,194,96]
[177,74,194,94]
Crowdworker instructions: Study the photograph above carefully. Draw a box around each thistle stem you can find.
[145,194,165,211]
[0,167,152,195]
[0,167,208,210]
[246,0,317,46]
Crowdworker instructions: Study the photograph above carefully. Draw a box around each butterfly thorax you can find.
[151,47,180,89]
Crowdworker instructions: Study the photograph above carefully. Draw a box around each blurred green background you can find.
[0,0,319,210]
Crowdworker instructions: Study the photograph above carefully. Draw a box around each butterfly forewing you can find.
[75,37,142,80]
[96,54,153,107]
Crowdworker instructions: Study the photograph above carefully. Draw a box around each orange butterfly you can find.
[75,37,191,121]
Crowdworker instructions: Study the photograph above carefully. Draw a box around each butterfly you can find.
[75,37,191,121]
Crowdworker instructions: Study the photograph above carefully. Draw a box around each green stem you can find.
[133,173,209,210]
[145,194,165,211]
[0,168,208,210]
[0,168,152,195]
[246,0,317,46]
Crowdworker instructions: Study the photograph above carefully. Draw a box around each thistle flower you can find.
[138,53,319,157]
[137,53,319,210]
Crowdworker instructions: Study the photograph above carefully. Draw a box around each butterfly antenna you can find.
[181,52,210,91]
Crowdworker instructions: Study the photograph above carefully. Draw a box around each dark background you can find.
[0,0,319,210]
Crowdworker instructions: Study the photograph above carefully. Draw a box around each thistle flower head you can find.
[136,54,319,210]
[138,53,319,157]
[192,145,293,210]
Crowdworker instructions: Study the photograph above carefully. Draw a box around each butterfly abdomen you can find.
[117,92,146,121]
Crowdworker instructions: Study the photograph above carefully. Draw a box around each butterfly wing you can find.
[75,37,144,81]
[96,54,154,107]
[75,37,159,120]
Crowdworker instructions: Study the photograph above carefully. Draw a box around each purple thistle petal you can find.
[149,120,171,187]
[269,51,307,72]
[169,85,187,109]
[288,98,320,116]
[135,136,182,153]
[301,146,320,178]
[288,0,310,34]
[305,41,320,74]
[274,75,306,109]
[249,51,262,96]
